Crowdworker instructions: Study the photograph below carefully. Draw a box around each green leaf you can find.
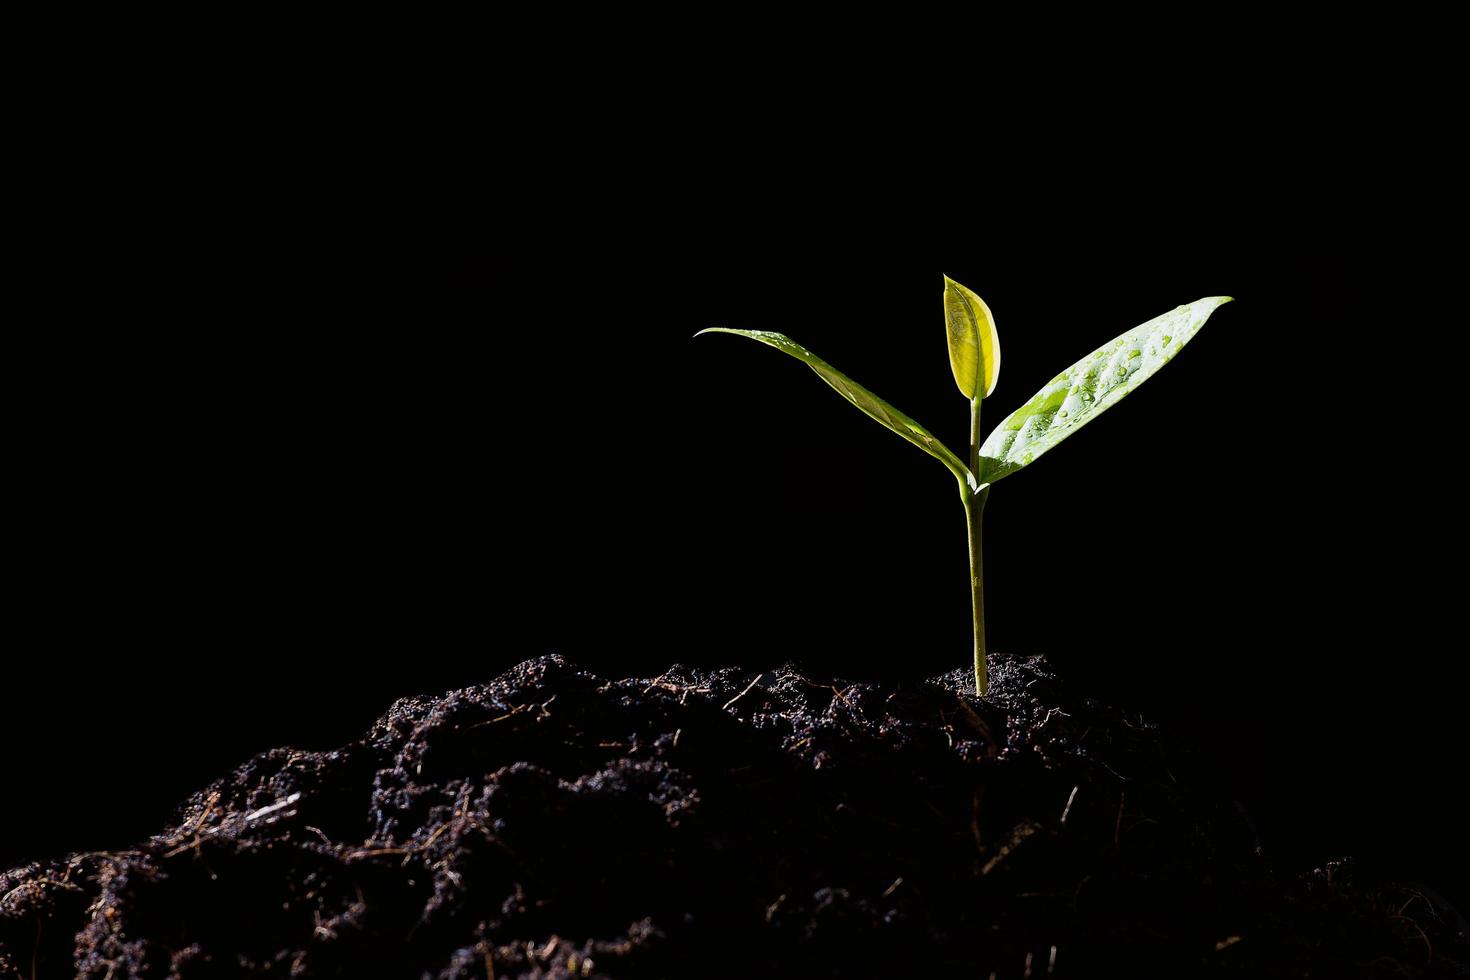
[695,328,972,485]
[943,275,1001,400]
[976,296,1233,484]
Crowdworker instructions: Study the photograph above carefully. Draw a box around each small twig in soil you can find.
[422,821,454,851]
[641,671,672,695]
[640,676,711,699]
[161,836,203,860]
[722,673,765,712]
[161,792,222,858]
[1040,707,1070,728]
[471,703,535,729]
[1390,913,1433,962]
[244,792,301,825]
[881,876,904,898]
[185,792,219,835]
[1060,786,1080,826]
[3,874,82,911]
[304,825,335,847]
[981,820,1041,876]
[1398,890,1431,917]
[344,847,411,860]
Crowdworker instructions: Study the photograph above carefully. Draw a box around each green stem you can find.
[969,396,982,476]
[966,396,988,696]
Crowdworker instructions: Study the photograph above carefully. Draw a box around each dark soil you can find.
[2,654,1466,978]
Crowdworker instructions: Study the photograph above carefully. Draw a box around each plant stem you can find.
[966,396,988,696]
[969,396,982,476]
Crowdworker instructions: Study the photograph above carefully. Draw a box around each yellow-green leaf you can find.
[977,296,1233,484]
[943,275,1001,401]
[695,328,972,486]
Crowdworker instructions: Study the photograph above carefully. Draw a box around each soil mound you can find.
[3,654,1465,978]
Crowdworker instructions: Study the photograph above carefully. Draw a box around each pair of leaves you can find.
[697,281,1231,488]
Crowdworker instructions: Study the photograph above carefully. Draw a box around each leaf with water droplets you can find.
[976,296,1233,484]
[695,328,972,484]
[943,276,1001,400]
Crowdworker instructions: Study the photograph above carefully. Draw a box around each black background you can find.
[7,102,1464,912]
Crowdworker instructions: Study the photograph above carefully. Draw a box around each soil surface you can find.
[2,653,1466,978]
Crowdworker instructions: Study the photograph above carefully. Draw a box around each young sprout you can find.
[697,278,1232,695]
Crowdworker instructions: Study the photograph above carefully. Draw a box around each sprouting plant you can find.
[696,278,1232,695]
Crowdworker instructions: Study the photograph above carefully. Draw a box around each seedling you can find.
[697,278,1232,695]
